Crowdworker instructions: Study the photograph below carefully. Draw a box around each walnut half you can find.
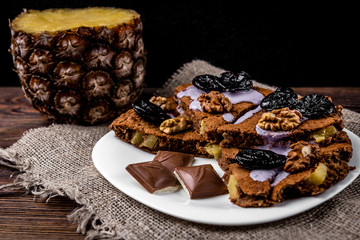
[284,141,320,173]
[159,117,191,134]
[149,96,176,111]
[197,91,232,113]
[258,107,302,131]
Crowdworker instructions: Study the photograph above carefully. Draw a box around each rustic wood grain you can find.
[0,86,359,239]
[0,87,82,240]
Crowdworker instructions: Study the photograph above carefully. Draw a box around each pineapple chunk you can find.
[12,7,139,33]
[200,120,206,135]
[306,163,327,186]
[312,125,337,142]
[130,131,143,146]
[141,135,158,149]
[205,143,222,159]
[227,175,240,199]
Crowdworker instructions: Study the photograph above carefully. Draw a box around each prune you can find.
[192,74,225,92]
[132,98,170,124]
[260,87,298,111]
[232,149,286,170]
[295,94,335,118]
[220,71,253,92]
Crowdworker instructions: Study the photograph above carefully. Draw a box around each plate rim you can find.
[92,128,360,226]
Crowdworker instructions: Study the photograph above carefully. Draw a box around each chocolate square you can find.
[153,150,194,173]
[174,164,228,199]
[126,161,180,194]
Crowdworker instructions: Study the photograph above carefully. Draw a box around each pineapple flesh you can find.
[205,143,222,159]
[227,175,240,199]
[312,125,337,143]
[306,163,327,186]
[10,7,146,125]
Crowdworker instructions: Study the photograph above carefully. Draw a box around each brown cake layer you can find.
[223,131,353,207]
[110,109,211,157]
[218,131,353,172]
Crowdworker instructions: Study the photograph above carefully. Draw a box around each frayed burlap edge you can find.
[0,125,112,240]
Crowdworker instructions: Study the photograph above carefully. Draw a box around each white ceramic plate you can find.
[92,129,360,226]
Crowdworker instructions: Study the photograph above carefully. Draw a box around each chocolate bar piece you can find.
[126,161,180,194]
[174,164,228,199]
[153,151,194,173]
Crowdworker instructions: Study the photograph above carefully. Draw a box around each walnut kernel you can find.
[159,117,191,134]
[149,96,175,111]
[258,107,302,131]
[284,141,320,173]
[197,91,232,113]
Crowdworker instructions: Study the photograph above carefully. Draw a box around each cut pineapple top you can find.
[11,7,140,33]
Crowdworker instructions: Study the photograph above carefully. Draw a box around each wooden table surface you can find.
[1,86,360,239]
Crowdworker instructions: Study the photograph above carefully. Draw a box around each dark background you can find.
[3,1,358,88]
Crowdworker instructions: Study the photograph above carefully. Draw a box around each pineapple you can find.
[306,163,327,186]
[9,7,146,124]
[205,143,222,159]
[227,174,240,199]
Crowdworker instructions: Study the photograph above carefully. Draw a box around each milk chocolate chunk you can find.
[126,161,180,194]
[174,164,228,199]
[153,151,194,173]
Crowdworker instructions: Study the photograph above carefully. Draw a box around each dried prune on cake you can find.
[295,94,335,118]
[132,98,170,124]
[192,74,225,92]
[260,87,298,111]
[232,149,287,170]
[220,71,253,92]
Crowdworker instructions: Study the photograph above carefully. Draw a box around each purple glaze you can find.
[222,113,235,122]
[176,85,264,111]
[271,170,290,186]
[167,113,176,119]
[255,143,291,156]
[176,86,206,111]
[250,123,293,184]
[249,168,281,182]
[176,104,184,114]
[222,89,264,105]
[301,116,309,123]
[250,168,290,186]
[234,106,262,124]
[176,85,206,99]
[255,124,291,143]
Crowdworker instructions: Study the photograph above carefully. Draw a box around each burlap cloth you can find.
[1,60,359,239]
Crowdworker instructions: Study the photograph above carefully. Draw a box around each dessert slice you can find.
[175,74,344,149]
[174,164,228,199]
[217,89,344,148]
[223,131,353,207]
[110,97,211,157]
[218,130,353,172]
